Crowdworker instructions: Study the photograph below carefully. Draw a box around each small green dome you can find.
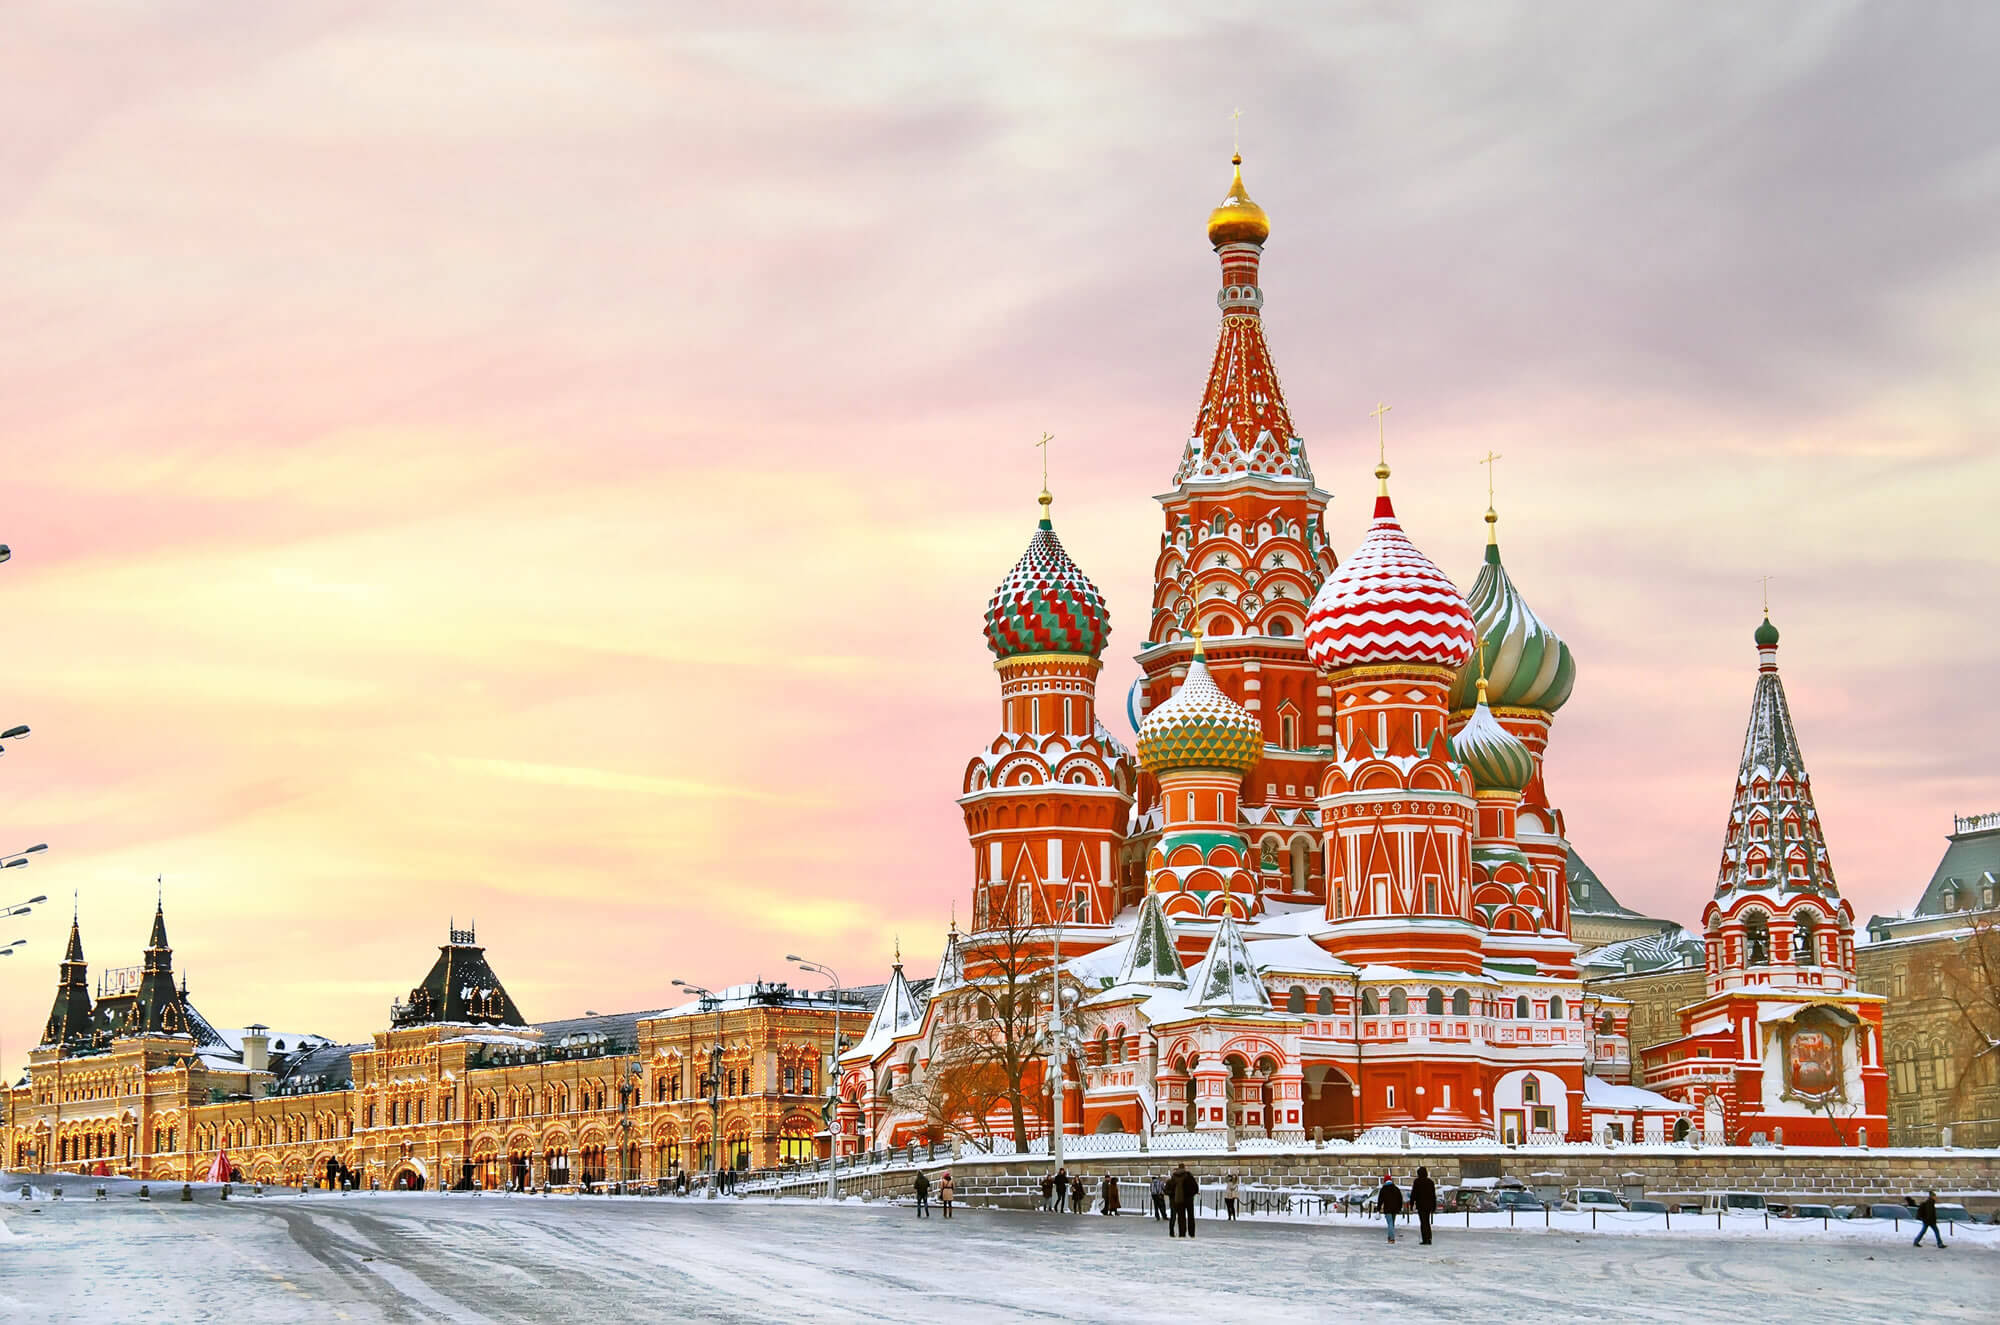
[1451,692,1534,794]
[1754,616,1780,648]
[1450,539,1575,714]
[1137,652,1263,777]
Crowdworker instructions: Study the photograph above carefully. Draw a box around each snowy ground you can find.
[1,1189,1992,1323]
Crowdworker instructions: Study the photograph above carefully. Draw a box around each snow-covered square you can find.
[2,1190,1993,1323]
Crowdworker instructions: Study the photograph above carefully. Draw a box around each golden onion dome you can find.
[1206,153,1270,247]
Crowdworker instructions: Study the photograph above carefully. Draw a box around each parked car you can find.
[1933,1203,1976,1225]
[1495,1189,1545,1212]
[1699,1191,1768,1214]
[1831,1205,1862,1220]
[1866,1203,1911,1221]
[1569,1188,1624,1212]
[1786,1203,1836,1220]
[1628,1199,1670,1215]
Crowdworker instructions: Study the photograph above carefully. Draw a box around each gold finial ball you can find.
[1207,152,1270,247]
[1374,461,1391,481]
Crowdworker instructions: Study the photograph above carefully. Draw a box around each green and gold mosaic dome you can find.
[1137,648,1263,777]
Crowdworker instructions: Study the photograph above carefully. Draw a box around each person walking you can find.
[939,1171,953,1219]
[1224,1173,1240,1221]
[1101,1172,1120,1216]
[1170,1163,1197,1238]
[1913,1190,1945,1248]
[1150,1175,1168,1221]
[1377,1173,1403,1243]
[1071,1172,1086,1213]
[1411,1166,1437,1246]
[913,1170,930,1219]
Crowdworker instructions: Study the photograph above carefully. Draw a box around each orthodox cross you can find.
[1035,431,1053,491]
[1761,575,1771,616]
[1479,450,1504,505]
[1370,401,1393,464]
[1231,107,1243,155]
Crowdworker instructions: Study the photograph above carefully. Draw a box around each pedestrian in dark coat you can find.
[1170,1163,1198,1238]
[1101,1172,1120,1215]
[1914,1190,1944,1248]
[1071,1173,1086,1213]
[1040,1173,1055,1211]
[1150,1175,1168,1221]
[1411,1166,1437,1245]
[913,1170,930,1218]
[1378,1173,1404,1243]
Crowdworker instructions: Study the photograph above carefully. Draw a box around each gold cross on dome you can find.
[1370,401,1393,464]
[1231,107,1243,155]
[1761,575,1771,616]
[1479,450,1504,504]
[1035,431,1053,490]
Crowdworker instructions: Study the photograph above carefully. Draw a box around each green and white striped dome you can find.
[1451,526,1575,714]
[1451,685,1535,794]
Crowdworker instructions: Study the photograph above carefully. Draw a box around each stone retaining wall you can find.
[762,1147,2000,1210]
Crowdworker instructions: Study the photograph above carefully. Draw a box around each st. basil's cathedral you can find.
[837,153,1889,1151]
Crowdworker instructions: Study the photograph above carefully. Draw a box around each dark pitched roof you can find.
[391,927,526,1027]
[1911,815,2000,917]
[273,1042,363,1093]
[1566,846,1640,917]
[40,919,96,1048]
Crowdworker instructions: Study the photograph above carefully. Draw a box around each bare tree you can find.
[928,891,1089,1151]
[1940,915,2000,1144]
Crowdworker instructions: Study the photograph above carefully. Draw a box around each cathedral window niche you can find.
[1452,989,1470,1016]
[1743,913,1771,966]
[1389,989,1408,1016]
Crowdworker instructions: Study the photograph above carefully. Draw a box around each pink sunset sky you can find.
[4,4,1997,1070]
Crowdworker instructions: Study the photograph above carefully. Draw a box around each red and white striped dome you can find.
[1305,481,1477,671]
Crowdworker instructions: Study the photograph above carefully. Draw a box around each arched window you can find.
[1316,988,1334,1016]
[1426,988,1444,1016]
[1795,912,1819,964]
[1389,989,1408,1015]
[1286,986,1307,1013]
[1361,989,1379,1016]
[1452,989,1470,1016]
[1743,912,1771,966]
[1515,995,1530,1019]
[1211,514,1228,536]
[1549,995,1565,1020]
[1522,1075,1541,1104]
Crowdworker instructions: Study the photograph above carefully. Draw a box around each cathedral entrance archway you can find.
[1302,1064,1355,1139]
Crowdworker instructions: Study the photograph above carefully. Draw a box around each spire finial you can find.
[1035,431,1055,526]
[1189,620,1206,661]
[893,933,901,965]
[73,889,79,924]
[1231,107,1243,159]
[1761,574,1770,617]
[156,875,163,910]
[1479,450,1504,544]
[1371,401,1393,494]
[1476,634,1491,706]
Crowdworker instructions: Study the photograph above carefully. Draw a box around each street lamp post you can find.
[617,1061,641,1193]
[788,956,843,1201]
[673,979,727,1194]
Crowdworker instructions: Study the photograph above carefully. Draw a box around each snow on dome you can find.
[1449,533,1575,714]
[983,505,1110,660]
[1135,650,1263,777]
[1450,689,1534,793]
[1304,482,1476,672]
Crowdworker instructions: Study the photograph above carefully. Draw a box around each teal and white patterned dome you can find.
[1451,683,1534,794]
[1450,521,1575,714]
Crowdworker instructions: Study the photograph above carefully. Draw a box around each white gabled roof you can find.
[933,930,965,993]
[1115,893,1187,988]
[843,961,922,1063]
[1187,914,1274,1013]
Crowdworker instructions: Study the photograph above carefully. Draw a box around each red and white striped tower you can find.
[1305,457,1485,974]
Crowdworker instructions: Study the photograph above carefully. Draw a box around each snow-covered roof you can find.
[1582,1078,1690,1112]
[843,962,923,1063]
[1187,915,1275,1013]
[1114,894,1187,988]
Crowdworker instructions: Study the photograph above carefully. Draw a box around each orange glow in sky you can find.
[4,6,1996,1071]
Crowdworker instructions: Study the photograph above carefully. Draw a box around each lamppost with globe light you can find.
[788,955,844,1200]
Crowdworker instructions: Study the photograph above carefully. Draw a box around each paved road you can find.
[1,1192,1989,1323]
